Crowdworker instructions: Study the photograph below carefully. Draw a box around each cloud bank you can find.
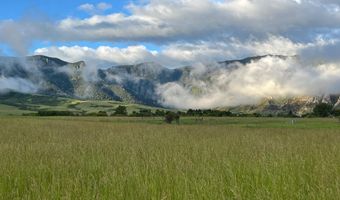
[0,77,38,94]
[157,56,340,109]
[34,35,339,67]
[0,0,340,56]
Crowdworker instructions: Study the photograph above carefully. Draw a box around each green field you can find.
[0,93,168,116]
[0,117,339,199]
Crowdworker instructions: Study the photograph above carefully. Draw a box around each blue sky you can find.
[0,0,158,56]
[0,0,143,55]
[0,0,131,20]
[0,0,339,66]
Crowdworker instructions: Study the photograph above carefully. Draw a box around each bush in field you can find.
[155,109,166,116]
[114,106,127,116]
[139,109,153,117]
[164,112,180,124]
[186,109,232,117]
[332,109,340,116]
[37,110,75,116]
[97,111,108,117]
[85,111,108,117]
[313,103,334,117]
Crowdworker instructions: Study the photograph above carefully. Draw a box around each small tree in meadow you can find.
[164,112,180,124]
[115,106,128,116]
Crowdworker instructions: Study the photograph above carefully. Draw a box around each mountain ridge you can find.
[0,54,337,116]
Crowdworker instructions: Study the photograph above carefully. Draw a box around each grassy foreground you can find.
[0,117,339,199]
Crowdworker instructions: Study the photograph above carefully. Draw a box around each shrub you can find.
[114,106,127,116]
[155,109,165,116]
[313,103,334,117]
[37,110,75,116]
[97,111,108,117]
[164,112,180,124]
[139,109,153,117]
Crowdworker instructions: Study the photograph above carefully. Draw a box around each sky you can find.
[1,0,340,108]
[0,0,340,67]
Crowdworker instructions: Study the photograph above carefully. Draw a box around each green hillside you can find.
[0,93,168,116]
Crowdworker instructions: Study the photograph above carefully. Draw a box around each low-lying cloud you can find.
[157,56,340,109]
[0,76,38,94]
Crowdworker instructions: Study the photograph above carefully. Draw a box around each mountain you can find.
[0,55,183,106]
[226,95,340,116]
[98,62,183,105]
[0,54,339,116]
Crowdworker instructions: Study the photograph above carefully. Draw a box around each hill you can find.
[0,92,167,116]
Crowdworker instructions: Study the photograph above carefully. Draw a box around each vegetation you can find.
[114,106,128,116]
[0,116,339,199]
[131,109,154,117]
[37,110,77,116]
[3,93,340,119]
[164,112,180,124]
[186,109,232,117]
[0,93,165,116]
[313,103,334,117]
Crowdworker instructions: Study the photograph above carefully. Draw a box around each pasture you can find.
[0,117,339,199]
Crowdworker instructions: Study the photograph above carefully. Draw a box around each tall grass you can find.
[0,117,339,199]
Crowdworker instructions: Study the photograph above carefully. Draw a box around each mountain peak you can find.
[135,62,164,69]
[218,54,293,66]
[28,55,69,66]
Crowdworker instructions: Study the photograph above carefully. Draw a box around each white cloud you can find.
[1,0,340,56]
[157,56,340,109]
[78,2,112,15]
[57,0,340,42]
[78,4,95,13]
[97,2,112,11]
[34,35,336,67]
[0,76,38,94]
[35,45,158,65]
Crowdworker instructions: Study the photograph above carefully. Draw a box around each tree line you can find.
[25,103,339,118]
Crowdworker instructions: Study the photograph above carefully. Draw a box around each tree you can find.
[155,109,165,116]
[97,111,108,117]
[333,110,340,116]
[313,103,333,117]
[187,109,194,116]
[164,112,180,124]
[139,109,153,117]
[115,106,127,116]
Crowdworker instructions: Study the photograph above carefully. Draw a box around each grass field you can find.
[0,116,339,199]
[0,93,168,116]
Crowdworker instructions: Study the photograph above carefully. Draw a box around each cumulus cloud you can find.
[52,0,340,44]
[34,35,336,67]
[157,56,340,109]
[78,2,112,15]
[160,36,306,65]
[0,18,55,55]
[1,0,340,55]
[300,38,340,63]
[35,45,158,66]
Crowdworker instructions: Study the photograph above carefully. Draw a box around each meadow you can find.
[0,116,339,199]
